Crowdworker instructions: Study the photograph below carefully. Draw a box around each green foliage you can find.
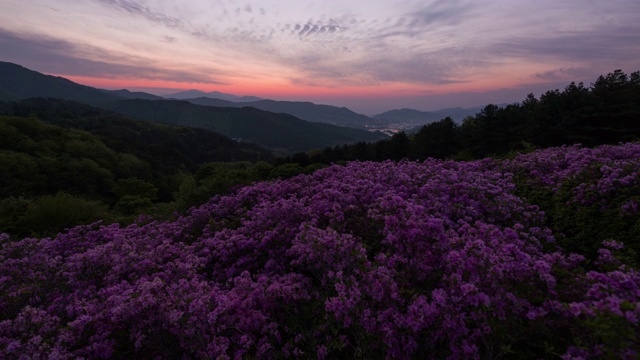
[112,177,158,201]
[511,159,640,267]
[270,163,304,179]
[113,195,154,216]
[252,161,275,178]
[0,197,30,235]
[0,105,281,238]
[303,162,328,174]
[0,150,43,197]
[112,178,158,215]
[550,169,639,264]
[381,132,410,161]
[570,306,639,359]
[173,162,283,212]
[6,98,274,172]
[18,192,108,238]
[410,117,458,159]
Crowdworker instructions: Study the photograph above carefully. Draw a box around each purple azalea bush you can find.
[1,143,639,359]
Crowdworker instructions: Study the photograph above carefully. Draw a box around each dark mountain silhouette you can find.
[106,99,387,154]
[433,106,505,122]
[373,105,497,125]
[372,108,442,124]
[0,62,162,103]
[179,97,232,107]
[165,89,261,102]
[0,61,120,105]
[182,97,377,129]
[0,62,386,154]
[0,90,18,102]
[103,89,163,100]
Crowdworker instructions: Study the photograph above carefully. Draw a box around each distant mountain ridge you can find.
[372,108,442,124]
[1,61,499,131]
[104,89,163,100]
[373,106,492,125]
[165,89,261,102]
[106,99,387,154]
[0,61,386,154]
[0,61,120,104]
[182,97,376,129]
[0,61,162,104]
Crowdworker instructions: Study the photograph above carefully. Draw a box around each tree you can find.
[112,177,158,215]
[19,192,107,237]
[378,132,410,161]
[410,117,458,160]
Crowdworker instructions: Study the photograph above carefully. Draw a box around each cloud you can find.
[402,0,475,31]
[533,67,593,83]
[490,25,640,64]
[258,1,487,86]
[0,28,227,84]
[3,0,637,114]
[275,0,640,89]
[95,0,183,28]
[291,20,347,37]
[359,1,478,43]
[282,43,485,88]
[162,35,177,43]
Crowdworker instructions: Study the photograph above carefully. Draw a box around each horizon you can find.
[1,1,639,114]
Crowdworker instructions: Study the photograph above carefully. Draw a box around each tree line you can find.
[278,69,640,165]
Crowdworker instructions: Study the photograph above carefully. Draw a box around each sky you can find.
[1,0,639,115]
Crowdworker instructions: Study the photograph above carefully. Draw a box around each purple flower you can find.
[1,143,639,358]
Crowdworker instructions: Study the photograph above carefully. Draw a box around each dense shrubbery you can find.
[504,144,640,265]
[1,143,638,359]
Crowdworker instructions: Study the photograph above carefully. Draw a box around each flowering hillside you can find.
[1,143,639,359]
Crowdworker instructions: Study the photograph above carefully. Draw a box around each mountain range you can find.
[163,93,487,128]
[104,89,163,100]
[0,61,386,154]
[372,106,493,126]
[165,89,261,102]
[0,61,491,153]
[181,97,376,129]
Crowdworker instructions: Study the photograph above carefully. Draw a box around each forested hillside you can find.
[3,98,273,171]
[106,99,386,154]
[0,100,324,238]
